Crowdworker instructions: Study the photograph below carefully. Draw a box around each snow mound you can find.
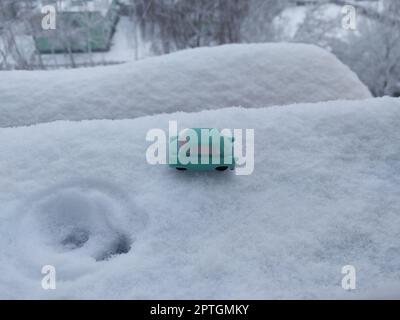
[1,97,399,299]
[0,43,370,128]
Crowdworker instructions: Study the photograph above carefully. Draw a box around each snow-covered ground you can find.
[1,97,399,299]
[0,43,370,127]
[1,42,398,299]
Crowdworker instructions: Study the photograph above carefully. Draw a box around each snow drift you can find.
[1,97,399,299]
[0,43,371,128]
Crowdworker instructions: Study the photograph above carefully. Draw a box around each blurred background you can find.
[1,0,399,97]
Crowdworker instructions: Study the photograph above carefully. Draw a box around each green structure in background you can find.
[169,128,236,172]
[34,0,119,53]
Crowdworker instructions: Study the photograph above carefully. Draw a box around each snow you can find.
[0,42,395,299]
[274,6,308,39]
[274,3,373,42]
[0,43,371,128]
[1,97,400,299]
[0,35,36,69]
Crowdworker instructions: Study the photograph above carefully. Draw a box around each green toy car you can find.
[169,128,235,171]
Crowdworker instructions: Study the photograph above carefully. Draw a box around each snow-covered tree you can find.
[241,0,288,42]
[335,0,400,96]
[129,0,250,54]
[0,0,38,70]
[292,0,400,97]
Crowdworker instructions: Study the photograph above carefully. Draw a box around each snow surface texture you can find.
[0,43,371,128]
[0,97,399,299]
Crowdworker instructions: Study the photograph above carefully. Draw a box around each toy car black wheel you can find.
[176,167,187,171]
[216,166,228,171]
